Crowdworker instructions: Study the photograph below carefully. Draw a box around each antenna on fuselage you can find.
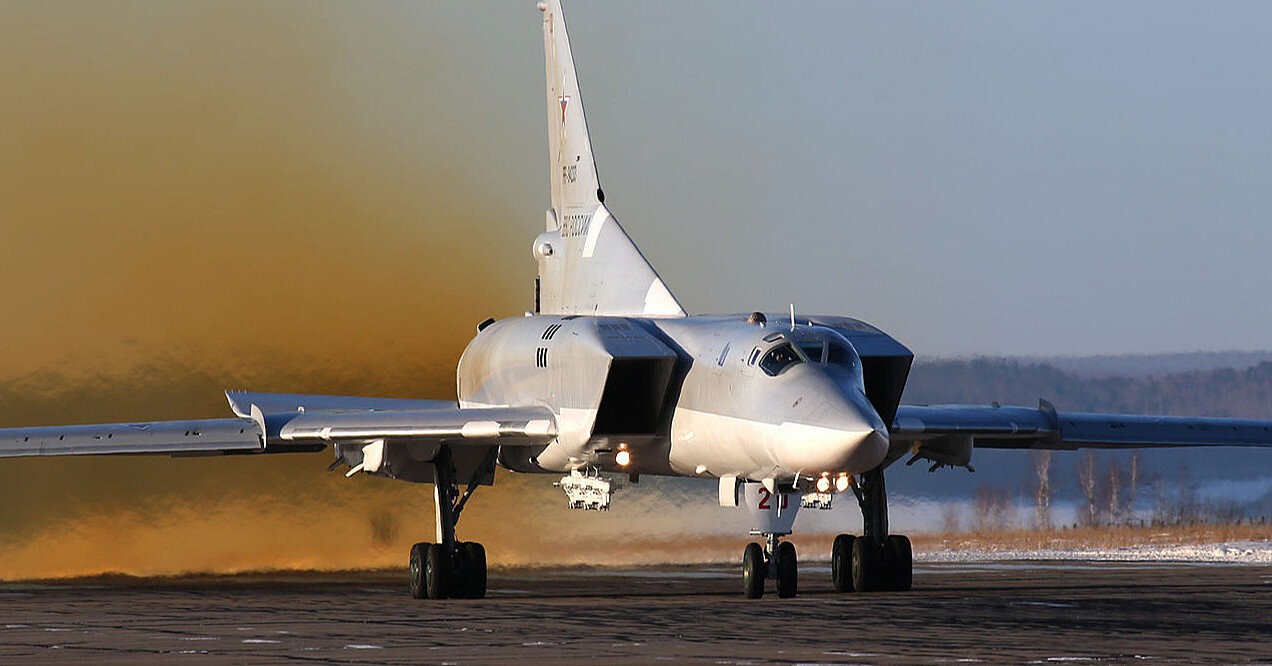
[789,303,796,331]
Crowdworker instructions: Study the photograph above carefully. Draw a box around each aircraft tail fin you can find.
[533,0,684,317]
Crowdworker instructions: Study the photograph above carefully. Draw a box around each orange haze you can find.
[0,1,711,579]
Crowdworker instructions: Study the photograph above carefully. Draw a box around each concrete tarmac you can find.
[2,560,1271,664]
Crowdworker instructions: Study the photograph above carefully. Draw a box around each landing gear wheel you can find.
[775,541,798,598]
[424,543,451,600]
[408,542,429,599]
[851,537,882,593]
[458,542,488,599]
[742,542,765,599]
[885,534,913,591]
[831,534,855,593]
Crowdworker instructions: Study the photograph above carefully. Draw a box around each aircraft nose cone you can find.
[775,397,890,475]
[848,425,890,471]
[776,423,889,475]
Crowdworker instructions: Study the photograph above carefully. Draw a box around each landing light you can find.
[615,449,631,467]
[815,476,831,493]
[835,474,851,493]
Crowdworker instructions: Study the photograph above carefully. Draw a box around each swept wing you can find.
[0,391,556,460]
[892,402,1272,450]
[0,418,261,458]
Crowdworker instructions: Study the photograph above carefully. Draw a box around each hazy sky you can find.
[543,1,1272,357]
[4,0,1271,368]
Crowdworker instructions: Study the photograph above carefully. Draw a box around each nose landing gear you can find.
[742,542,764,598]
[407,445,491,600]
[741,533,799,599]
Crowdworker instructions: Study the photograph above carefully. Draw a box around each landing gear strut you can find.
[408,445,490,599]
[741,532,799,599]
[831,467,913,592]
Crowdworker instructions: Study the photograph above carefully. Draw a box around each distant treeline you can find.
[903,358,1272,419]
[898,356,1272,528]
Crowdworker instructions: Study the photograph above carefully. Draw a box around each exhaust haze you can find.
[1,1,822,579]
[0,1,554,578]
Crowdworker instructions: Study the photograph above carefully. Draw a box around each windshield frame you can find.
[757,341,809,377]
[798,340,826,364]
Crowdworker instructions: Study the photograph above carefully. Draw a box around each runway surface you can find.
[2,560,1271,664]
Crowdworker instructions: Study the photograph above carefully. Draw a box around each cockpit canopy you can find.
[758,342,803,376]
[750,328,863,382]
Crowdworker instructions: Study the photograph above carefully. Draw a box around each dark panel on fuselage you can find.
[860,355,913,426]
[592,357,676,436]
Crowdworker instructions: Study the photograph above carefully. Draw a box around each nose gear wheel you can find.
[742,542,765,599]
[775,541,798,598]
[740,533,800,599]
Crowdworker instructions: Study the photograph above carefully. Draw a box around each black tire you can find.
[408,542,429,599]
[459,542,487,599]
[742,542,765,599]
[775,541,798,599]
[851,537,881,593]
[424,543,450,600]
[885,534,913,592]
[831,534,855,593]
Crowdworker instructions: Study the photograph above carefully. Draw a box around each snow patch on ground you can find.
[920,540,1272,564]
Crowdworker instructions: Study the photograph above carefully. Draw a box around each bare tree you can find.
[1150,472,1169,525]
[1076,450,1100,527]
[994,487,1018,531]
[1108,457,1125,525]
[1176,465,1198,525]
[973,486,993,532]
[1031,450,1054,530]
[1202,498,1243,524]
[973,485,1017,532]
[1127,451,1142,523]
[1150,465,1199,526]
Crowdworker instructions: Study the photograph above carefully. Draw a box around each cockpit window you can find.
[799,342,825,364]
[759,342,805,376]
[827,341,860,371]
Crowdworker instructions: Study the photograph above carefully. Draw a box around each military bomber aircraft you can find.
[5,0,1272,600]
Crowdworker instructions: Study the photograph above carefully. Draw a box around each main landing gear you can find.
[830,532,912,592]
[407,445,489,600]
[832,467,912,593]
[737,468,913,598]
[741,533,799,599]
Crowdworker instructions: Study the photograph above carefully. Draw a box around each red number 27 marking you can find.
[756,488,788,510]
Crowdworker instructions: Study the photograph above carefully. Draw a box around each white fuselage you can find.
[456,314,889,484]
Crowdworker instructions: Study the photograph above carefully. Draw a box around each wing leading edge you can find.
[0,392,557,460]
[892,401,1272,450]
[0,418,262,458]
